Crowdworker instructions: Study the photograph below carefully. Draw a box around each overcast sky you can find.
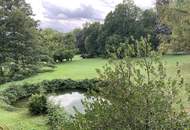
[26,0,155,32]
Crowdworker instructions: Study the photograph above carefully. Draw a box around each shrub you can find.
[28,94,48,115]
[47,104,72,130]
[53,50,75,62]
[64,50,75,61]
[42,79,99,93]
[2,84,40,104]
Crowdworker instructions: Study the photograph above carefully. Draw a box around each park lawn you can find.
[0,55,190,130]
[1,55,190,90]
[0,56,108,90]
[0,108,48,130]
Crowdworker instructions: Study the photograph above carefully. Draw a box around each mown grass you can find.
[0,108,48,130]
[0,55,190,129]
[0,56,107,90]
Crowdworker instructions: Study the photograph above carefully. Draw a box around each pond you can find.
[48,91,86,114]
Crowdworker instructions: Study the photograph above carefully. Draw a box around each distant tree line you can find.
[73,0,190,57]
[73,1,158,58]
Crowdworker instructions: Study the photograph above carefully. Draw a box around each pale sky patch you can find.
[26,0,155,32]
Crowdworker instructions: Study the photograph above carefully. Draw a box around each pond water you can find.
[48,92,86,114]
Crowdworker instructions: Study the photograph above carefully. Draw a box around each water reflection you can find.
[48,92,85,114]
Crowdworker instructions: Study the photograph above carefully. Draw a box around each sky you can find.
[25,0,155,32]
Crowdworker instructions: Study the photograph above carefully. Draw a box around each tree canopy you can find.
[158,0,190,53]
[74,1,158,58]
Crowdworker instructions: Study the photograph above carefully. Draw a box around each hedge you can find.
[0,79,100,105]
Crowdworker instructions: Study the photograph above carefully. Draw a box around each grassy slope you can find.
[0,56,107,90]
[0,55,190,129]
[0,108,48,130]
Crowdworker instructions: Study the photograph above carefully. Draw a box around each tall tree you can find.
[158,0,190,52]
[0,0,41,83]
[84,22,102,56]
[0,0,39,65]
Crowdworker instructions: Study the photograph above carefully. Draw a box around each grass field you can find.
[0,108,48,130]
[0,56,107,90]
[0,55,190,129]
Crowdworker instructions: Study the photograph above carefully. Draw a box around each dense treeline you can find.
[74,0,190,57]
[74,1,158,58]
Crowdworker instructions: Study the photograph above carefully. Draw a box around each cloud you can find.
[26,0,155,32]
[40,19,87,32]
[42,1,103,20]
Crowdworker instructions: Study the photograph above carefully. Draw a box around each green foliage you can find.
[42,79,99,93]
[74,0,158,57]
[0,0,43,84]
[70,38,190,130]
[28,94,48,115]
[39,28,64,57]
[84,22,102,56]
[53,50,75,62]
[2,84,40,104]
[1,78,99,105]
[47,104,71,130]
[105,34,126,59]
[40,29,76,62]
[158,0,190,52]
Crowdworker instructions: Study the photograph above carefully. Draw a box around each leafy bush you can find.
[53,50,75,62]
[0,63,40,85]
[2,84,40,104]
[42,79,99,93]
[28,94,48,115]
[47,104,72,130]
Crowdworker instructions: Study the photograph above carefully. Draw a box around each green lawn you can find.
[0,56,107,90]
[0,55,190,129]
[0,108,48,130]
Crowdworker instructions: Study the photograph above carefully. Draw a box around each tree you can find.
[63,32,76,51]
[29,94,48,115]
[70,38,190,130]
[40,29,76,62]
[0,0,39,65]
[141,9,159,49]
[105,34,126,58]
[158,0,190,52]
[74,28,87,54]
[39,28,65,57]
[84,22,102,56]
[53,50,74,62]
[75,0,158,57]
[0,0,41,83]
